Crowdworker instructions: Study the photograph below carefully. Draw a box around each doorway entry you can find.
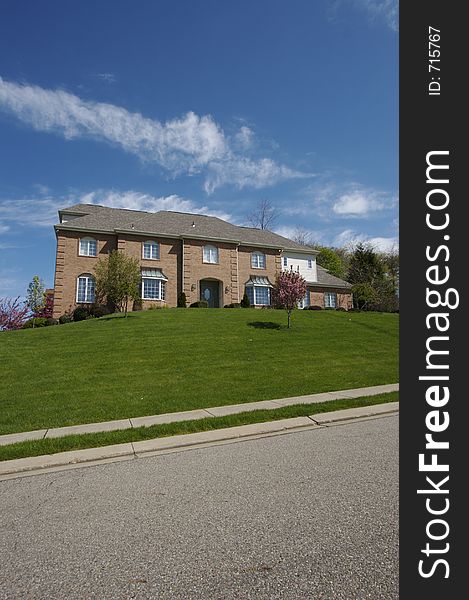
[200,280,220,308]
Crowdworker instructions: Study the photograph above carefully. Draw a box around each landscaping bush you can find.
[189,300,208,308]
[305,305,323,310]
[45,317,59,326]
[177,292,187,308]
[89,304,111,318]
[22,317,47,328]
[240,292,250,308]
[224,303,241,308]
[73,306,90,322]
[335,307,347,312]
[58,314,72,324]
[132,299,143,311]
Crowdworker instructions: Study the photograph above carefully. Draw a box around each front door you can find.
[200,280,220,308]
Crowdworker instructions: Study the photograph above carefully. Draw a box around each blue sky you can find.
[0,0,398,299]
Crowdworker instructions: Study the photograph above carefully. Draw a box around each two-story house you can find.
[52,203,352,317]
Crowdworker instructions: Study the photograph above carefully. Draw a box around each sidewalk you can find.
[0,383,399,447]
[0,399,399,479]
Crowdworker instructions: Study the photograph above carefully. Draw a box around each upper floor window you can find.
[142,240,160,260]
[76,274,95,303]
[251,251,266,269]
[203,245,219,264]
[79,237,97,257]
[282,256,288,268]
[307,258,313,269]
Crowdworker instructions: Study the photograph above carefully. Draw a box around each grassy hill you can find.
[0,308,398,435]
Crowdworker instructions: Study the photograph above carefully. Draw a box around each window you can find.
[141,268,167,300]
[142,240,160,260]
[283,256,288,268]
[251,251,266,269]
[298,292,310,309]
[324,292,337,308]
[307,258,313,269]
[76,274,95,303]
[203,245,219,264]
[246,285,271,306]
[79,237,97,257]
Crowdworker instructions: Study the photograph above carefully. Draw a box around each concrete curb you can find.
[0,404,399,479]
[0,383,399,447]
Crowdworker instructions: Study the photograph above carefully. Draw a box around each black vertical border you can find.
[400,1,465,596]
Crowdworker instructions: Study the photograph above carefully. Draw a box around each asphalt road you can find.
[0,415,398,599]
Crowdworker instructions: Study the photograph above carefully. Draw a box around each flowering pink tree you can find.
[272,271,307,328]
[0,297,30,331]
[34,294,54,318]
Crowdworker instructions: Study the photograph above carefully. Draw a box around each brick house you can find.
[52,203,352,318]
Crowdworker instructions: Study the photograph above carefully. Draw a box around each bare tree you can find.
[292,226,314,246]
[247,198,279,230]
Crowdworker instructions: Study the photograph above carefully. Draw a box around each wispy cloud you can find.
[0,77,310,192]
[333,228,398,251]
[0,189,234,229]
[95,72,117,84]
[284,181,397,220]
[0,222,10,234]
[329,0,398,32]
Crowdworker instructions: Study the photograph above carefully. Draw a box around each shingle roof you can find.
[314,266,352,289]
[56,204,316,252]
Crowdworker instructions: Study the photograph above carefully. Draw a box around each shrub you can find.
[177,292,187,308]
[45,317,59,326]
[224,303,241,308]
[335,307,347,312]
[89,304,111,318]
[240,292,250,308]
[132,299,143,311]
[306,305,323,310]
[59,314,72,324]
[73,306,90,322]
[22,317,47,328]
[190,300,208,308]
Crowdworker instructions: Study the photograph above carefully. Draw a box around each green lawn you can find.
[0,308,398,435]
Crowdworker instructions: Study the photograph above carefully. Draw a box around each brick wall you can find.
[52,231,117,318]
[309,287,353,310]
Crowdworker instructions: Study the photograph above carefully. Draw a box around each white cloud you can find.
[204,157,309,194]
[95,73,116,84]
[0,189,233,229]
[0,77,309,192]
[333,228,398,251]
[274,225,324,244]
[332,190,386,216]
[80,190,233,221]
[234,126,254,150]
[0,222,10,234]
[357,0,398,32]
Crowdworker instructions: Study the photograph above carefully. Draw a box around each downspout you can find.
[181,237,184,300]
[236,243,240,302]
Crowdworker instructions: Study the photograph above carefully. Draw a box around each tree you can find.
[314,246,346,279]
[0,297,30,331]
[26,276,45,328]
[247,198,279,230]
[292,227,313,246]
[272,270,307,328]
[34,293,54,318]
[94,251,141,317]
[347,243,396,310]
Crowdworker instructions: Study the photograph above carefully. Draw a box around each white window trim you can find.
[324,292,337,308]
[79,237,97,257]
[76,274,95,303]
[282,256,288,268]
[251,251,266,269]
[307,258,313,269]
[142,240,160,260]
[203,245,219,264]
[246,285,271,306]
[141,278,165,301]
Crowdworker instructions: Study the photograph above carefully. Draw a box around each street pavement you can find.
[0,415,398,599]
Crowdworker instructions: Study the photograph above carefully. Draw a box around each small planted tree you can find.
[0,297,30,331]
[26,276,46,328]
[272,271,307,328]
[34,293,54,318]
[94,251,141,317]
[177,292,187,308]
